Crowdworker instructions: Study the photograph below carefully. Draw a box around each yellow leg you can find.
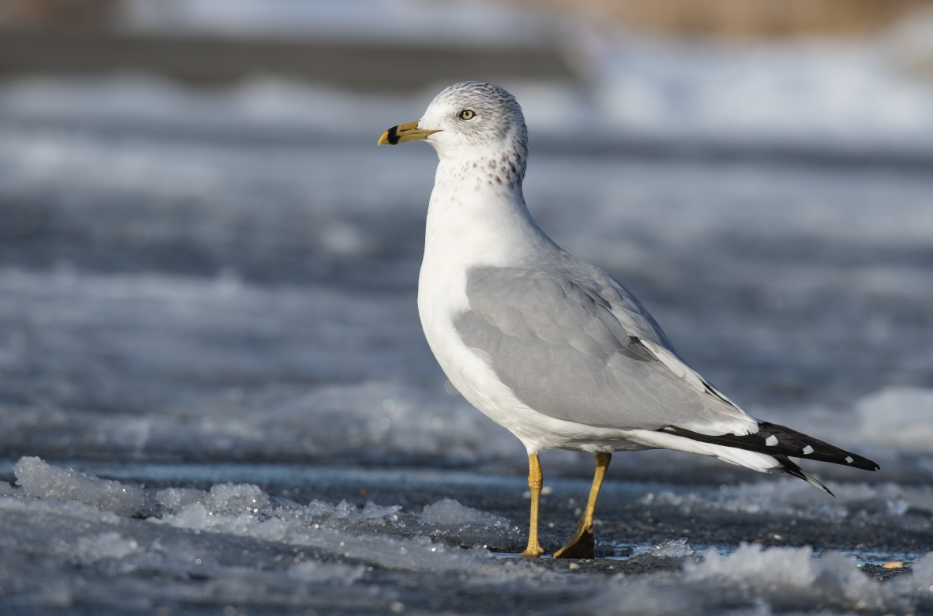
[521,453,545,558]
[553,452,612,559]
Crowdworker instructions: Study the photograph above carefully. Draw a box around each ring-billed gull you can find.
[378,81,879,559]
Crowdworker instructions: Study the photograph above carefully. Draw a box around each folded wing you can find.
[455,259,759,437]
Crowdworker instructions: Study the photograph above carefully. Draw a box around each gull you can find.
[378,81,879,559]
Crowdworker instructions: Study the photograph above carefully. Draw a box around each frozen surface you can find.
[587,543,933,615]
[14,456,146,516]
[2,24,933,612]
[1,458,932,614]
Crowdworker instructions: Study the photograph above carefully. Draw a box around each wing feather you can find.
[456,260,757,435]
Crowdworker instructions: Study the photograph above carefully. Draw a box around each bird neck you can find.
[423,156,555,270]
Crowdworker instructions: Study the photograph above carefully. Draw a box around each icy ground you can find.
[2,456,933,614]
[3,32,933,614]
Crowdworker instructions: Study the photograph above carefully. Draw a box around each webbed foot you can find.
[553,521,594,559]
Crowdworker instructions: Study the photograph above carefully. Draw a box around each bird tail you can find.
[654,421,879,494]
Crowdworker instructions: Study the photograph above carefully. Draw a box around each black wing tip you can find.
[774,454,834,496]
[757,421,880,472]
[852,456,881,472]
[658,423,879,473]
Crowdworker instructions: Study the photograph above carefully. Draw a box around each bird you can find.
[377,81,879,559]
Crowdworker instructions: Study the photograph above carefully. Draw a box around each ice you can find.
[153,488,495,572]
[688,544,851,589]
[14,456,146,517]
[585,544,933,615]
[154,486,208,514]
[648,538,696,559]
[286,560,365,585]
[420,498,522,549]
[4,457,933,613]
[421,497,508,527]
[588,581,697,616]
[0,458,501,606]
[638,479,933,534]
[625,538,699,567]
[206,482,270,515]
[74,531,140,564]
[857,387,933,451]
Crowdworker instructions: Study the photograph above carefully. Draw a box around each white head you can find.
[379,82,528,189]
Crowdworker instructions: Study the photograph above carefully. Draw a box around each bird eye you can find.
[459,109,475,120]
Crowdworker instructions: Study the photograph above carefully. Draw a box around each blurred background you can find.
[4,4,933,612]
[1,0,933,475]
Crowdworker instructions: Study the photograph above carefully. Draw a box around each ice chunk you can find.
[588,544,903,615]
[419,498,522,550]
[627,537,699,567]
[154,487,208,514]
[687,543,819,587]
[208,483,270,515]
[356,501,403,526]
[286,561,365,585]
[684,543,880,611]
[649,538,696,558]
[421,498,508,527]
[13,457,146,516]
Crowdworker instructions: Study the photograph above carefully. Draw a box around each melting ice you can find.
[1,457,932,613]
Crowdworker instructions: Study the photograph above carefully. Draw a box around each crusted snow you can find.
[14,456,146,517]
[2,456,932,613]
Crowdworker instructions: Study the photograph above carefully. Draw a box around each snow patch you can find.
[14,457,146,517]
[421,498,508,527]
[420,498,521,548]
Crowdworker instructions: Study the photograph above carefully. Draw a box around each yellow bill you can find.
[378,120,441,145]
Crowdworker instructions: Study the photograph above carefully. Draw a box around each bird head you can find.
[378,81,528,167]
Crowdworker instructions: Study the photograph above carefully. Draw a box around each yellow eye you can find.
[459,109,475,120]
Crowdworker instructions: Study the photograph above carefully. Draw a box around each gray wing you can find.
[455,259,755,434]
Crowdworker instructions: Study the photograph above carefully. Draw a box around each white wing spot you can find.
[845,456,854,464]
[765,435,778,446]
[802,445,814,455]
